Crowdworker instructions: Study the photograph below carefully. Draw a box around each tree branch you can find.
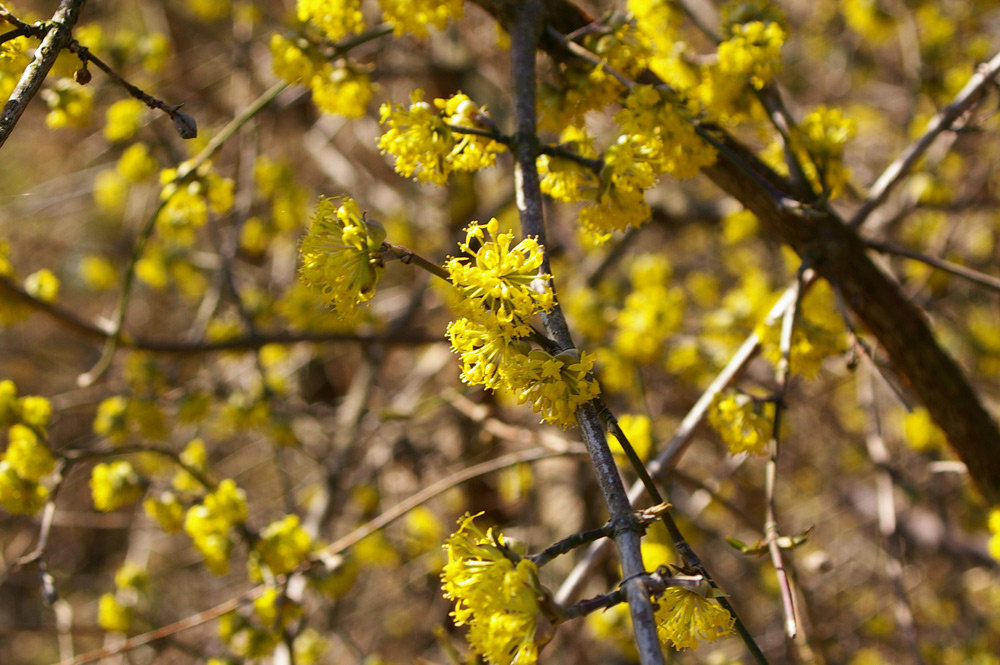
[0,0,87,149]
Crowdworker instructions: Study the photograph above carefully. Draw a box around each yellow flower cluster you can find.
[538,127,600,203]
[441,513,556,665]
[252,514,313,577]
[538,23,649,132]
[42,78,94,129]
[183,478,248,575]
[654,586,735,650]
[270,33,374,119]
[613,254,686,363]
[297,0,364,42]
[90,460,146,512]
[298,196,386,320]
[717,20,786,90]
[707,389,773,455]
[573,86,716,242]
[0,380,57,515]
[757,280,846,379]
[98,562,150,634]
[157,163,235,246]
[445,219,600,428]
[377,90,505,185]
[378,0,464,38]
[988,507,1000,562]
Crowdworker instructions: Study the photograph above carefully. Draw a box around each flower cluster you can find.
[296,0,364,42]
[441,513,557,665]
[445,219,599,428]
[537,127,600,203]
[537,22,649,132]
[42,78,94,129]
[298,196,386,320]
[654,586,735,650]
[707,389,774,455]
[613,254,686,364]
[270,33,374,119]
[183,478,249,575]
[157,163,235,246]
[573,86,716,242]
[379,0,464,38]
[98,562,150,634]
[0,381,57,515]
[717,21,786,90]
[91,460,146,512]
[251,514,313,577]
[377,90,505,185]
[757,280,846,379]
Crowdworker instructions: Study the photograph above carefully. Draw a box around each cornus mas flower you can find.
[445,219,600,428]
[446,218,554,335]
[378,90,504,185]
[442,513,558,665]
[707,389,773,455]
[654,586,735,650]
[298,196,386,319]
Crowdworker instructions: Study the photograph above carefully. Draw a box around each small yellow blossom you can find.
[104,99,146,142]
[297,0,365,42]
[24,269,59,303]
[377,90,505,185]
[0,460,49,514]
[5,424,56,481]
[441,513,557,665]
[98,592,132,633]
[254,514,313,575]
[708,389,773,455]
[378,0,464,38]
[654,586,735,650]
[90,460,146,512]
[298,196,386,319]
[445,218,554,336]
[717,20,785,89]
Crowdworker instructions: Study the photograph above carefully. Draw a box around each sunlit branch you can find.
[764,269,804,640]
[0,0,87,149]
[865,238,1000,294]
[849,50,1000,229]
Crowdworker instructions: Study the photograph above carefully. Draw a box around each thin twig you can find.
[849,50,1000,229]
[77,80,289,387]
[865,238,1000,294]
[765,269,804,640]
[858,367,926,665]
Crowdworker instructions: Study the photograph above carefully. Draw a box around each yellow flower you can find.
[707,389,773,455]
[445,218,554,336]
[297,0,365,42]
[441,513,556,665]
[254,514,313,575]
[5,424,56,481]
[310,65,373,118]
[378,0,464,38]
[98,592,132,633]
[298,196,386,319]
[0,461,48,515]
[654,586,735,650]
[717,20,786,89]
[90,460,145,512]
[104,99,146,142]
[377,90,504,185]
